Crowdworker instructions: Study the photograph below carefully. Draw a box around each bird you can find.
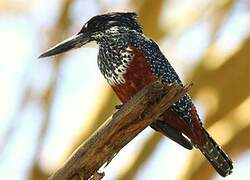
[39,12,233,177]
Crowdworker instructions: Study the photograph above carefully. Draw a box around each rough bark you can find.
[49,81,192,180]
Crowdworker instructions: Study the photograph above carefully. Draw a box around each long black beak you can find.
[38,33,90,58]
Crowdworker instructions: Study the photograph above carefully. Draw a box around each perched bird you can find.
[39,12,233,177]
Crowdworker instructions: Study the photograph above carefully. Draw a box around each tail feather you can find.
[197,129,233,177]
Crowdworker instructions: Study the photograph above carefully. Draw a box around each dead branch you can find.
[48,81,192,180]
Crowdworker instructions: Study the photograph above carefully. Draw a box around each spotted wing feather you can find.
[128,34,198,132]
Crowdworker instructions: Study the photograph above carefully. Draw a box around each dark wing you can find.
[129,33,198,132]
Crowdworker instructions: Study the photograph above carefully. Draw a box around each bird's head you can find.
[39,12,142,58]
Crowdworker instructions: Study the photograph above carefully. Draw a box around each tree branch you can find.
[49,81,192,180]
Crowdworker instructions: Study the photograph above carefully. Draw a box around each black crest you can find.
[79,12,143,34]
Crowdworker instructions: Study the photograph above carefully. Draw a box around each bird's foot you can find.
[115,104,123,109]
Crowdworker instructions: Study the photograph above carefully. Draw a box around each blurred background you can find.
[0,0,250,179]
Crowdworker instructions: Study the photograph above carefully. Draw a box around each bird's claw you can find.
[115,104,123,109]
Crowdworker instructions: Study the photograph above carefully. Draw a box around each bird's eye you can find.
[94,22,101,29]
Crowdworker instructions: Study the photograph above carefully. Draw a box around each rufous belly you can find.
[111,46,202,144]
